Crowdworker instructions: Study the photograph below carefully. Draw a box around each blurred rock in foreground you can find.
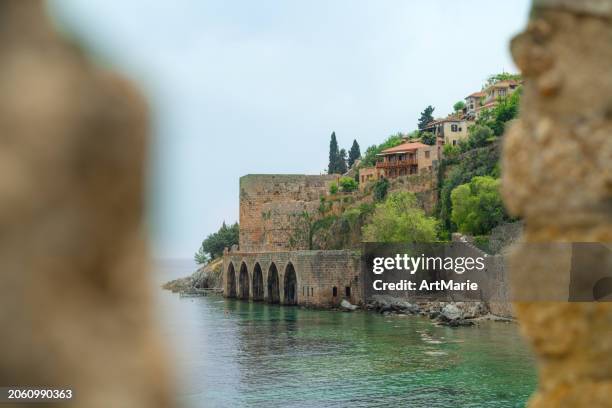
[0,1,173,407]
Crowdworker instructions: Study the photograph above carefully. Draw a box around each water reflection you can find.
[154,263,536,408]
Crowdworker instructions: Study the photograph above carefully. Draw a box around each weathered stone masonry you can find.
[223,250,362,307]
[228,174,364,307]
[239,174,337,252]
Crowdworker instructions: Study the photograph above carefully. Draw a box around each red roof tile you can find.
[379,142,428,155]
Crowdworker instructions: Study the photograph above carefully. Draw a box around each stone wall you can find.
[387,170,438,214]
[503,1,612,406]
[223,249,362,307]
[239,174,338,252]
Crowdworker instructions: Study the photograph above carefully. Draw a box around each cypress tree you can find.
[338,148,348,174]
[348,139,361,167]
[418,105,435,130]
[328,132,340,174]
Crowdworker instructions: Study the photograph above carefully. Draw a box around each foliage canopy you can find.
[450,176,507,235]
[194,221,239,264]
[362,192,438,243]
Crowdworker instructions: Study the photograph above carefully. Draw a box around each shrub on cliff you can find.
[450,176,507,235]
[437,143,501,232]
[420,131,436,146]
[339,176,358,192]
[372,178,389,202]
[362,192,437,242]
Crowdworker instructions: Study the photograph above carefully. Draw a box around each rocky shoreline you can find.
[360,295,513,326]
[162,258,223,292]
[163,265,513,327]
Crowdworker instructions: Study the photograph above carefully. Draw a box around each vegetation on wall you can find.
[338,176,358,192]
[477,87,522,136]
[451,176,508,235]
[362,192,438,243]
[458,124,494,153]
[372,178,390,202]
[437,143,501,234]
[194,221,239,264]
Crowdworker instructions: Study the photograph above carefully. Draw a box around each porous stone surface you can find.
[503,2,612,407]
[0,2,172,407]
[239,174,338,252]
[224,250,362,307]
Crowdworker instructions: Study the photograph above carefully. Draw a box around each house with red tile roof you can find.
[373,141,438,179]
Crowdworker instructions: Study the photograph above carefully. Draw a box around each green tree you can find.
[194,247,209,265]
[417,105,435,130]
[442,143,460,161]
[328,131,341,174]
[195,221,239,263]
[339,176,358,192]
[437,144,500,232]
[476,86,521,136]
[453,100,466,112]
[372,178,389,202]
[485,72,522,87]
[338,148,348,174]
[362,192,438,242]
[420,131,436,146]
[348,139,361,167]
[450,176,507,235]
[462,125,494,152]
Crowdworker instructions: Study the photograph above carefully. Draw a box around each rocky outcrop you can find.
[340,299,358,311]
[0,2,172,407]
[163,258,223,293]
[503,1,612,406]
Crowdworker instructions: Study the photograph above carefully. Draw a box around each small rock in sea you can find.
[340,299,358,311]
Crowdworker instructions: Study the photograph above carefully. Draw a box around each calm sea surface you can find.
[153,260,536,408]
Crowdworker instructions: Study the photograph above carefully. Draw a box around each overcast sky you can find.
[48,0,531,259]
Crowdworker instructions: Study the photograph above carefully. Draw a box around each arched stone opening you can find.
[227,263,236,298]
[267,263,280,304]
[252,263,264,301]
[239,262,249,299]
[283,263,298,305]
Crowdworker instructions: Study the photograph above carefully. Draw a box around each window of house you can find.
[425,151,430,158]
[332,287,338,297]
[311,287,313,296]
[451,124,458,132]
[453,140,457,146]
[345,287,351,297]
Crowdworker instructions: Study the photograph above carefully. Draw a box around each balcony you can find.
[376,158,417,169]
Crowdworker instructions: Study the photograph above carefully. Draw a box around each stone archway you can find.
[252,263,264,301]
[227,263,236,298]
[283,263,298,305]
[267,263,280,304]
[239,262,249,299]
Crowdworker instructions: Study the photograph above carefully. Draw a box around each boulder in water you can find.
[340,299,358,311]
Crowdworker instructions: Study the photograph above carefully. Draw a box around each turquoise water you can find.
[155,261,537,408]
